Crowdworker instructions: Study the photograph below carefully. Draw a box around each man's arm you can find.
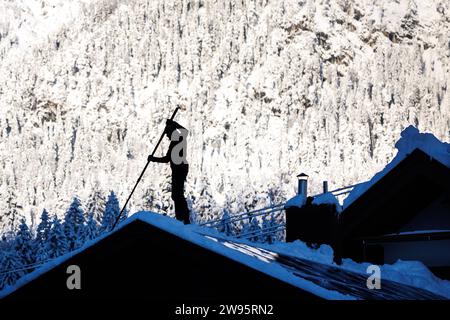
[148,146,171,163]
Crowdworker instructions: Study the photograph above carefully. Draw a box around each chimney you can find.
[323,181,328,193]
[297,173,309,197]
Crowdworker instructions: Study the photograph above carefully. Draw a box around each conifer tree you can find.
[47,215,68,259]
[100,191,125,233]
[240,215,261,242]
[86,190,106,224]
[84,212,99,241]
[0,250,25,290]
[63,197,85,251]
[14,218,35,266]
[34,209,52,261]
[219,208,233,236]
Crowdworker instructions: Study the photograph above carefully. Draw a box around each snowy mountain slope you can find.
[0,0,449,231]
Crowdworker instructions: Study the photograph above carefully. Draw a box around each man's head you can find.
[164,119,185,138]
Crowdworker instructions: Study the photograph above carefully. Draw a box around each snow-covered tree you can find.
[14,218,36,267]
[0,234,13,251]
[100,191,125,233]
[46,216,68,259]
[85,190,106,224]
[187,196,198,224]
[34,209,52,262]
[240,215,262,242]
[262,213,282,244]
[2,191,21,234]
[0,0,449,233]
[218,208,233,236]
[84,213,99,241]
[63,198,86,252]
[0,250,25,290]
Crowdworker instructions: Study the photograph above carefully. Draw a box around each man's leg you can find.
[171,168,190,224]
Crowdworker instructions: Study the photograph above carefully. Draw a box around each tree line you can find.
[0,191,127,290]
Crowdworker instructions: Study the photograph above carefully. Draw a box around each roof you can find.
[340,148,450,238]
[1,212,446,300]
[344,126,450,209]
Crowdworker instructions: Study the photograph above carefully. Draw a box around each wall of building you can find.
[383,239,450,267]
[399,192,450,232]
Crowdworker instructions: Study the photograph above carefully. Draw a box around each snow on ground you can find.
[343,126,450,209]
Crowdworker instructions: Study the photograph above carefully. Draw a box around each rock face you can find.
[0,0,449,230]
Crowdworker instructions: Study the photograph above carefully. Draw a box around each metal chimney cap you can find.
[297,173,309,178]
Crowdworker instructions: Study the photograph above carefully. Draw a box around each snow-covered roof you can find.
[0,212,347,300]
[284,194,306,209]
[343,126,450,209]
[1,211,448,300]
[285,192,342,212]
[312,193,342,212]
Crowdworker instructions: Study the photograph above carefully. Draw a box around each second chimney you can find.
[323,181,329,193]
[297,173,309,197]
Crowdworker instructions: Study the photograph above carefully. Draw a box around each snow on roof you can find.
[0,211,350,300]
[284,194,306,209]
[2,211,448,299]
[343,126,450,209]
[312,192,342,213]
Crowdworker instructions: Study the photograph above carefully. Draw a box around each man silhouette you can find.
[148,119,190,224]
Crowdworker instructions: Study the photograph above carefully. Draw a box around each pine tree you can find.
[46,215,68,259]
[64,198,86,252]
[218,208,233,236]
[240,215,261,242]
[261,216,271,243]
[261,214,279,244]
[270,212,283,242]
[0,250,25,290]
[14,218,36,267]
[4,191,20,234]
[85,190,106,224]
[187,196,197,224]
[0,234,13,251]
[100,191,124,233]
[84,213,99,241]
[34,209,52,261]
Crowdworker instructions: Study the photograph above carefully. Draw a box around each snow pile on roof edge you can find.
[284,194,306,209]
[341,258,450,299]
[312,193,342,212]
[343,126,450,209]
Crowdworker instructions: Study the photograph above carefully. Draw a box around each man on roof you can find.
[148,119,190,224]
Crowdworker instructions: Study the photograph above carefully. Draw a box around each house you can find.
[0,211,443,302]
[340,147,450,278]
[0,212,318,301]
[285,127,450,278]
